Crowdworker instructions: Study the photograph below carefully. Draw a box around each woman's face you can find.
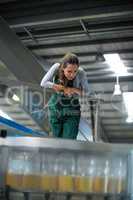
[63,64,78,80]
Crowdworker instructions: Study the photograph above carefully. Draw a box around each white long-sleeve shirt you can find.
[40,63,91,93]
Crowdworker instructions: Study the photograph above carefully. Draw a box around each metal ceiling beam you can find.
[20,28,133,44]
[87,75,133,83]
[17,26,82,38]
[86,71,114,77]
[81,109,116,113]
[5,2,133,28]
[107,130,133,137]
[103,121,127,125]
[28,36,133,50]
[15,19,133,38]
[85,117,125,122]
[101,116,124,120]
[108,138,132,143]
[101,112,124,118]
[104,125,133,131]
[86,70,133,76]
[82,64,133,71]
[0,17,44,85]
[109,139,133,143]
[81,84,133,94]
[87,72,133,78]
[23,27,38,44]
[40,49,133,59]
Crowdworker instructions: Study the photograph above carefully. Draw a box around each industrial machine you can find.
[0,137,132,200]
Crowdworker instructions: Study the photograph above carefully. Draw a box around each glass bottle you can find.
[57,152,75,192]
[22,151,40,189]
[40,151,58,192]
[103,160,110,193]
[75,154,95,193]
[6,151,24,189]
[116,157,127,193]
[108,156,127,194]
[93,157,105,193]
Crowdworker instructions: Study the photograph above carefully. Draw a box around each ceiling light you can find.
[12,94,20,102]
[104,53,127,76]
[113,83,122,95]
[113,76,122,96]
[126,117,133,123]
[123,92,133,122]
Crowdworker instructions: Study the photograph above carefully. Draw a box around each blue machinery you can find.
[0,116,47,137]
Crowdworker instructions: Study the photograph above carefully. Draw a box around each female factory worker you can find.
[40,53,90,139]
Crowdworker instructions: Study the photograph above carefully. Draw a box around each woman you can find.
[40,53,90,139]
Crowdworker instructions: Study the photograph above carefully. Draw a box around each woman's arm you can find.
[40,63,63,92]
[40,63,68,92]
[40,63,60,88]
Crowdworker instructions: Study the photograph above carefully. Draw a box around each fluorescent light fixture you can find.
[104,53,127,76]
[126,117,133,123]
[12,94,20,102]
[113,76,122,96]
[113,83,122,95]
[0,109,12,120]
[123,92,133,122]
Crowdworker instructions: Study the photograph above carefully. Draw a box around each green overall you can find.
[48,76,80,139]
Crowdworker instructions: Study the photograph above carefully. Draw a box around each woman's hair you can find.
[58,53,79,86]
